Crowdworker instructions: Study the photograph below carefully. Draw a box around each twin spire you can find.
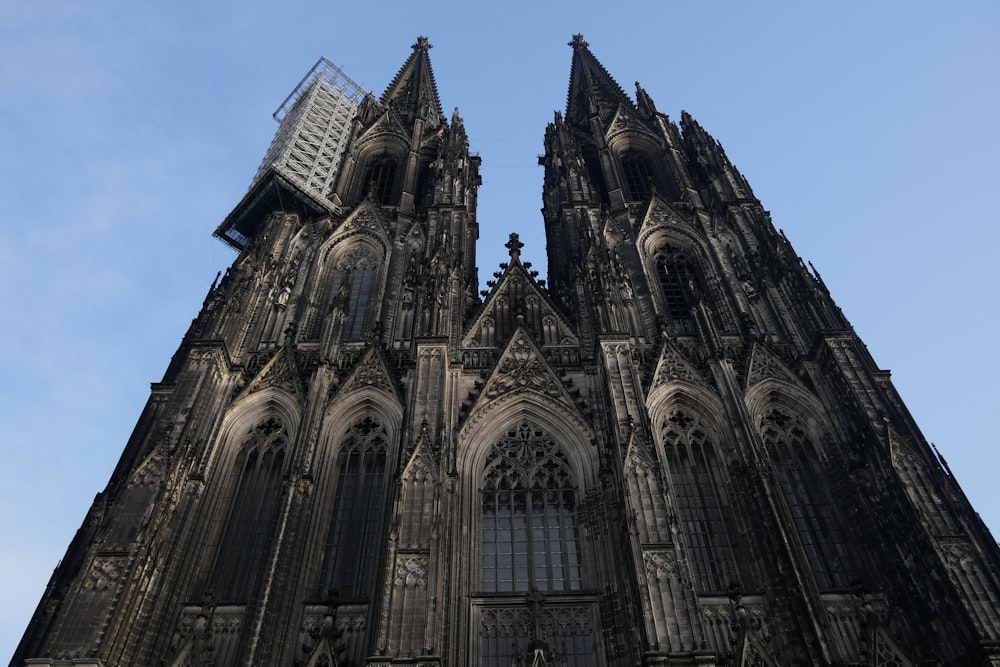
[382,33,648,130]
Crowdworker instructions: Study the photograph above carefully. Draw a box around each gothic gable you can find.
[330,198,393,243]
[637,194,698,251]
[331,345,401,404]
[401,421,438,482]
[650,338,708,392]
[355,108,410,149]
[872,627,917,667]
[745,341,802,393]
[462,328,586,434]
[623,426,658,475]
[606,102,659,145]
[463,257,578,351]
[736,630,780,667]
[236,346,305,404]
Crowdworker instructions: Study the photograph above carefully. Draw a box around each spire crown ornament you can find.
[505,232,524,260]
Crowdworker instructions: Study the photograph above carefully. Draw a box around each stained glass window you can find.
[481,420,581,593]
[210,417,288,602]
[662,410,738,592]
[321,415,387,601]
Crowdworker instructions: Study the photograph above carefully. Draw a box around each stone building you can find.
[13,36,1000,667]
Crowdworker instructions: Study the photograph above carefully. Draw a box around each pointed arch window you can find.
[656,247,697,335]
[761,408,852,590]
[478,419,596,667]
[209,417,288,602]
[329,246,378,340]
[321,415,388,601]
[621,150,654,201]
[363,153,398,205]
[481,420,582,594]
[662,410,739,593]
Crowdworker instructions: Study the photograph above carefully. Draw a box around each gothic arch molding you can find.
[459,393,598,491]
[646,381,726,440]
[318,221,390,266]
[189,389,300,601]
[316,384,403,474]
[296,386,403,602]
[343,132,409,205]
[744,381,831,456]
[638,226,710,267]
[308,230,390,342]
[209,388,302,477]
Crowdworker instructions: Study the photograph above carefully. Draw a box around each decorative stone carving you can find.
[643,549,678,581]
[394,555,429,588]
[243,347,300,397]
[82,556,124,591]
[651,339,707,389]
[485,332,562,398]
[746,342,799,390]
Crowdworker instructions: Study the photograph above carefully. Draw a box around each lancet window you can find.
[760,408,851,590]
[209,416,288,602]
[328,246,378,340]
[656,247,697,335]
[480,420,582,594]
[320,415,388,601]
[621,150,654,201]
[362,153,398,204]
[661,409,738,593]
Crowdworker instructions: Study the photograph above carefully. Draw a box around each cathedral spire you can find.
[565,34,632,127]
[380,35,444,125]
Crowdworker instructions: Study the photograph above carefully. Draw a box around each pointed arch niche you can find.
[747,386,856,591]
[311,388,402,604]
[311,233,389,343]
[645,385,744,591]
[460,399,601,667]
[201,390,301,604]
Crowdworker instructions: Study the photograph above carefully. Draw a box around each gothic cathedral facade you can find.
[13,36,1000,667]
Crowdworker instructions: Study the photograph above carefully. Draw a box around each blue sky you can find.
[2,1,998,658]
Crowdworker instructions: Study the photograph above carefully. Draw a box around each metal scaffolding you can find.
[252,56,367,207]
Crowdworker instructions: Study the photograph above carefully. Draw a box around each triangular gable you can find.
[650,338,708,392]
[872,627,916,667]
[637,194,696,246]
[463,261,579,350]
[606,102,659,143]
[304,638,338,667]
[461,329,583,428]
[737,630,780,667]
[128,447,169,488]
[355,107,410,148]
[623,427,658,474]
[332,345,400,403]
[236,346,304,404]
[402,421,438,482]
[745,341,801,392]
[333,199,392,240]
[600,210,629,247]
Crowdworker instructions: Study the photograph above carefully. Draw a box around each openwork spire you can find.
[380,35,444,123]
[565,34,632,126]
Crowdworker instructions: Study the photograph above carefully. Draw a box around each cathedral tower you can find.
[13,36,1000,667]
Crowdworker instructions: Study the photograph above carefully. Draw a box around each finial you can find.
[505,232,524,259]
[413,36,432,51]
[569,34,588,48]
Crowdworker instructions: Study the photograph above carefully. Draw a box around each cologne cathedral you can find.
[13,36,1000,667]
